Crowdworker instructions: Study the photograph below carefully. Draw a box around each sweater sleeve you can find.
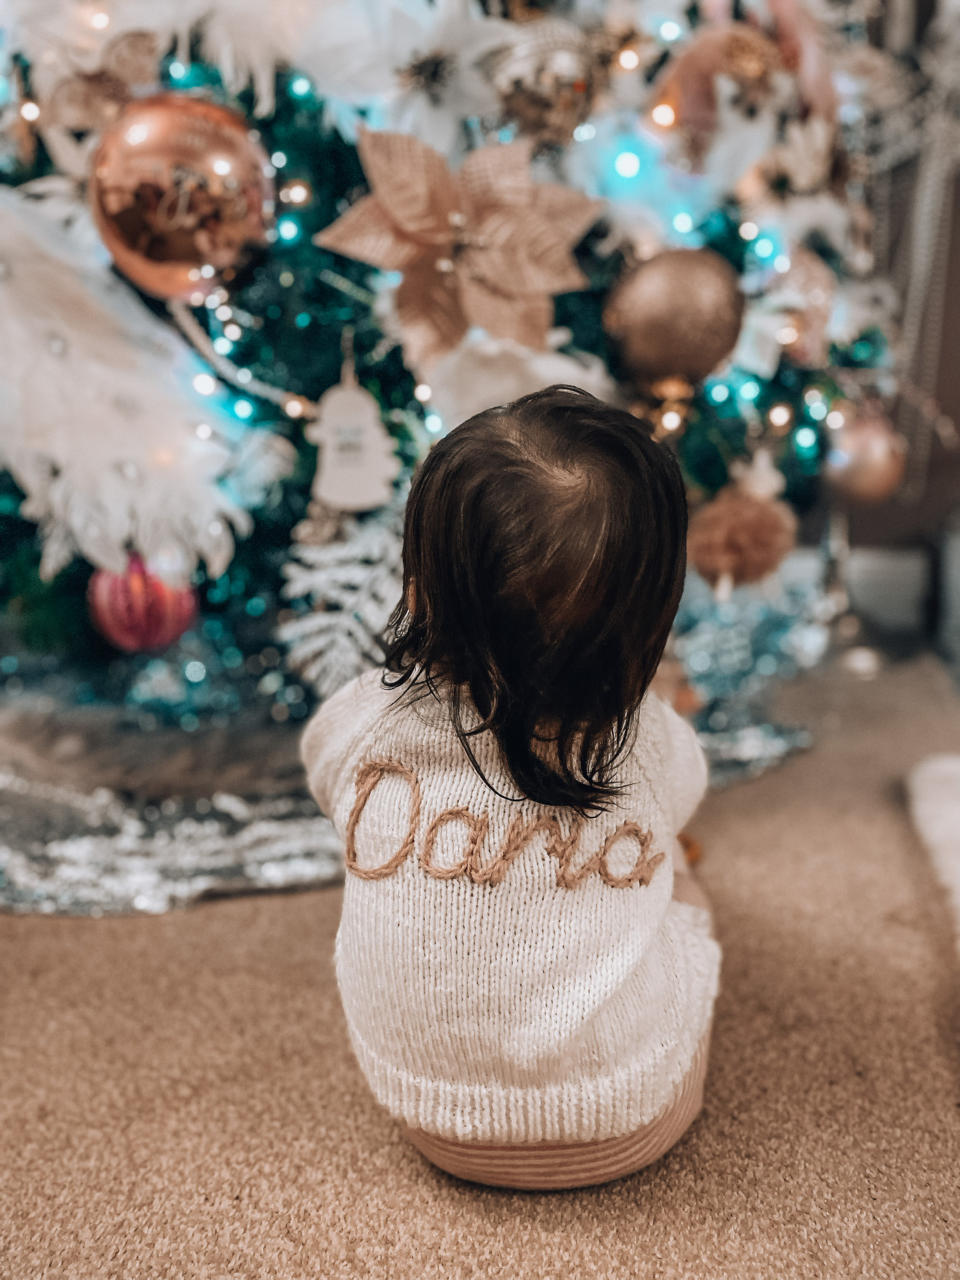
[300,669,381,818]
[654,694,709,832]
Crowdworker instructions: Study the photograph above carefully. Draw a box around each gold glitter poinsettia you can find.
[314,127,602,369]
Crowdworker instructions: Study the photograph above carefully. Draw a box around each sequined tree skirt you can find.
[0,699,344,915]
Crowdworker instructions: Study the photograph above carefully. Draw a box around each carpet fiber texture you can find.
[2,654,960,1280]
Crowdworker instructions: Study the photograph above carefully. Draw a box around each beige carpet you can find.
[2,654,959,1280]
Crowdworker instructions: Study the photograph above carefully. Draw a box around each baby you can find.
[302,385,719,1190]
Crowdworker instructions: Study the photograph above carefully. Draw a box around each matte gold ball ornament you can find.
[823,404,907,503]
[89,94,275,301]
[603,249,745,384]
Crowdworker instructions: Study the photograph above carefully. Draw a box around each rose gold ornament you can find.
[824,404,907,503]
[478,17,600,147]
[766,0,837,119]
[89,94,275,301]
[603,249,744,384]
[688,487,797,589]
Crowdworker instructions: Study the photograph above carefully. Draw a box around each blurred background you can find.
[0,0,958,914]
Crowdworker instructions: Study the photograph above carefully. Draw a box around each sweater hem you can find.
[343,928,721,1144]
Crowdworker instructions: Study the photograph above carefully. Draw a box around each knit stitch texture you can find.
[302,669,721,1144]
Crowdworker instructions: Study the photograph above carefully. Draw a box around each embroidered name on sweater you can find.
[345,760,666,889]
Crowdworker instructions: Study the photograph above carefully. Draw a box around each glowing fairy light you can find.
[708,384,730,404]
[651,103,675,127]
[233,398,254,420]
[740,380,761,401]
[192,373,217,396]
[768,404,792,429]
[672,212,694,233]
[659,20,683,40]
[661,410,683,432]
[739,221,759,240]
[19,100,40,122]
[425,414,444,434]
[414,384,432,403]
[618,48,641,70]
[614,151,641,178]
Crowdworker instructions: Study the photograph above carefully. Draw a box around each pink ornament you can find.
[88,555,197,652]
[766,0,837,120]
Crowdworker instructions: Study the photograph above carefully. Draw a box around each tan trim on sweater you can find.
[402,1029,710,1190]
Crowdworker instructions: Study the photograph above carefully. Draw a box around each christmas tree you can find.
[0,0,938,768]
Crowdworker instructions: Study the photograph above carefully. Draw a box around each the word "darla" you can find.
[344,759,666,891]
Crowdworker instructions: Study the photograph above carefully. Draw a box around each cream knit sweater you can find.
[302,668,720,1145]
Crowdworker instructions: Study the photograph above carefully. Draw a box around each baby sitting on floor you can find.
[302,385,719,1189]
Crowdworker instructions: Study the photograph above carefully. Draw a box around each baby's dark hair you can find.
[382,385,687,814]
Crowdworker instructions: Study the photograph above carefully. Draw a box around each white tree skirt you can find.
[907,755,960,959]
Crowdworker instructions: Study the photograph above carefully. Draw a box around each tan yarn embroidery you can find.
[471,814,561,887]
[344,759,665,890]
[597,822,665,888]
[344,760,421,881]
[421,807,489,881]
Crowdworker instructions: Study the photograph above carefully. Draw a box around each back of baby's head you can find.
[385,385,688,813]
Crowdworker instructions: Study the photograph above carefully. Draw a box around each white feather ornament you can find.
[0,187,291,580]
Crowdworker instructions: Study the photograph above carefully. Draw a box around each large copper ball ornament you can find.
[824,406,907,503]
[89,94,274,301]
[603,249,745,384]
